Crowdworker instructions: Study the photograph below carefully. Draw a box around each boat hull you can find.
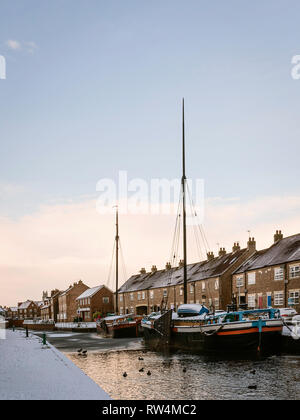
[97,320,142,338]
[142,321,283,354]
[281,335,300,354]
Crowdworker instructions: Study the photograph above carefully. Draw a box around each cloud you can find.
[0,194,300,306]
[5,40,38,54]
[6,40,21,50]
[0,182,26,197]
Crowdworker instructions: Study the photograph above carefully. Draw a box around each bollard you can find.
[12,324,15,332]
[26,326,28,337]
[42,333,46,346]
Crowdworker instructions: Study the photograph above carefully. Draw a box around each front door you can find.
[258,296,263,309]
[267,295,272,307]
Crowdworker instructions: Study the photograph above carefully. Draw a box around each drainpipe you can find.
[284,263,288,307]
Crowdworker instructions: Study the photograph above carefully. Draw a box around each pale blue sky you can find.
[1,0,300,217]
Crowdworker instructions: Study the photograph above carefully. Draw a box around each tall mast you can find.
[115,206,119,314]
[182,98,188,304]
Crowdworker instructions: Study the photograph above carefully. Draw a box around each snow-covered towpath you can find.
[0,329,111,400]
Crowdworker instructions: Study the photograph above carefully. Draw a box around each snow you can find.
[76,285,107,300]
[0,330,111,400]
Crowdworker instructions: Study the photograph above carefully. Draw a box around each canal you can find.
[67,349,300,400]
[34,331,300,400]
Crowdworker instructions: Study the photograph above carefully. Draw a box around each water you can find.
[68,349,300,400]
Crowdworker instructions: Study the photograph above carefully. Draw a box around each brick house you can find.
[232,232,300,312]
[40,289,62,322]
[6,307,18,319]
[76,285,114,321]
[41,302,51,321]
[18,300,40,320]
[118,239,256,315]
[57,280,89,322]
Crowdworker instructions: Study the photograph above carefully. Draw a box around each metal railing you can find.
[55,322,96,329]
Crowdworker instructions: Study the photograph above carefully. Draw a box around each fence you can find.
[55,322,96,329]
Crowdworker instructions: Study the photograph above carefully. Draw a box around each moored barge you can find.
[142,304,283,354]
[97,314,143,338]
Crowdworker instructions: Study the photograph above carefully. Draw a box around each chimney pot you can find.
[140,267,146,274]
[165,262,172,270]
[151,265,157,273]
[274,230,283,243]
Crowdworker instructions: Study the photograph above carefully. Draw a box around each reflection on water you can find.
[67,350,300,400]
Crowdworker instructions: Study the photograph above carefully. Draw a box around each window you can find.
[274,291,284,306]
[274,267,284,281]
[103,297,109,304]
[137,292,141,301]
[248,272,256,285]
[142,291,145,300]
[290,265,300,279]
[150,290,154,299]
[119,295,123,302]
[289,291,299,305]
[163,290,167,298]
[208,298,212,306]
[130,293,134,301]
[236,276,244,288]
[214,298,219,309]
[180,288,183,296]
[248,294,256,308]
[215,279,219,290]
[202,282,205,291]
[130,307,134,314]
[190,284,194,294]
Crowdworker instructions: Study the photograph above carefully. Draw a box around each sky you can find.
[1,0,300,306]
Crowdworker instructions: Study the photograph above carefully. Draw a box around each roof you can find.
[76,285,107,300]
[234,233,300,274]
[60,281,87,296]
[18,300,34,309]
[119,248,247,293]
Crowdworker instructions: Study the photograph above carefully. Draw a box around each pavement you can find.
[0,329,111,400]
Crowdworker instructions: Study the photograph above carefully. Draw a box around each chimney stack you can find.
[232,242,241,252]
[247,237,256,251]
[140,268,146,274]
[218,248,226,257]
[151,265,157,273]
[165,262,172,270]
[207,252,214,261]
[274,230,283,243]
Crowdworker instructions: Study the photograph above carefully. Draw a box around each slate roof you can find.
[118,248,247,293]
[234,233,300,274]
[76,285,108,300]
[18,300,34,309]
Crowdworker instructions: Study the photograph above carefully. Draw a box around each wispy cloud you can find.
[5,39,38,54]
[0,182,26,197]
[6,40,21,50]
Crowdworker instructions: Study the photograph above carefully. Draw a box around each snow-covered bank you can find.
[0,330,111,400]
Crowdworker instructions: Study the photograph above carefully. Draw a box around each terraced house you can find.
[57,280,89,322]
[232,232,300,312]
[118,239,257,315]
[17,300,40,320]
